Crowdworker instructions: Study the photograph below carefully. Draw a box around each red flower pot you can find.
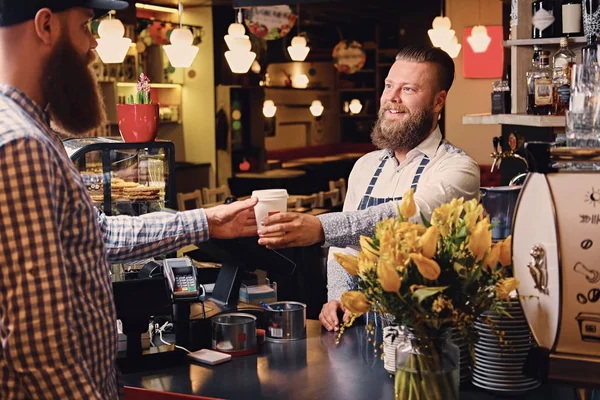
[117,104,160,143]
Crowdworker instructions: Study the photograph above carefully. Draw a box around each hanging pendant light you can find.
[428,16,455,48]
[224,10,256,74]
[310,100,324,117]
[292,74,309,89]
[441,35,462,58]
[263,100,277,118]
[95,12,131,64]
[164,1,199,68]
[287,5,310,62]
[288,36,310,61]
[349,99,362,115]
[467,25,492,53]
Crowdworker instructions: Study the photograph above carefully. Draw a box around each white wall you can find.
[181,8,216,170]
[445,0,502,166]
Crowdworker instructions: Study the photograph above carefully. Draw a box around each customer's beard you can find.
[44,36,106,135]
[370,104,435,152]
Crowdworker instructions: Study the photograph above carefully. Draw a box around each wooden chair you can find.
[329,178,347,203]
[202,185,231,204]
[318,189,341,208]
[177,190,203,211]
[295,193,319,209]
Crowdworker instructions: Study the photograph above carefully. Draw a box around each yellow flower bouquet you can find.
[334,189,517,400]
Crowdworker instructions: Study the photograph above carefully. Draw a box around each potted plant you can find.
[117,73,159,143]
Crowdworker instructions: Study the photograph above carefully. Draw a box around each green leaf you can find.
[420,212,431,228]
[456,224,467,239]
[412,286,449,304]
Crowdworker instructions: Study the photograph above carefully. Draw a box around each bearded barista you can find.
[255,45,481,332]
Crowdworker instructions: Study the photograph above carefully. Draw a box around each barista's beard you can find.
[44,35,106,135]
[370,103,435,152]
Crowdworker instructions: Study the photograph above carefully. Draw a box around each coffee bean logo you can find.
[588,288,600,303]
[581,239,593,250]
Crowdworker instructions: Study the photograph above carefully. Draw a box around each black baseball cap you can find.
[0,0,129,27]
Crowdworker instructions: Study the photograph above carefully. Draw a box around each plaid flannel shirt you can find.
[0,84,209,399]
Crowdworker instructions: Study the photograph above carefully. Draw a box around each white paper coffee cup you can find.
[253,189,288,237]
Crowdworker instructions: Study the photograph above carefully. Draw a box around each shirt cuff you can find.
[180,208,210,243]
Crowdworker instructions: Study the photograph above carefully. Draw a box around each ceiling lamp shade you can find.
[427,16,455,48]
[288,36,310,61]
[95,18,131,64]
[441,34,462,59]
[164,28,199,67]
[224,22,256,74]
[309,100,324,117]
[263,100,277,118]
[349,99,362,115]
[291,74,309,88]
[467,25,492,53]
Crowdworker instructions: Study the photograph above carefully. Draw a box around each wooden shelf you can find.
[462,113,565,127]
[339,88,376,92]
[503,37,587,47]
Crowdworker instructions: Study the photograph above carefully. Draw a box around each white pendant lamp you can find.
[288,36,310,61]
[310,100,324,117]
[292,74,309,89]
[428,16,455,48]
[95,13,131,64]
[164,2,199,68]
[441,34,462,58]
[224,11,256,74]
[467,25,492,53]
[263,100,277,118]
[349,99,362,115]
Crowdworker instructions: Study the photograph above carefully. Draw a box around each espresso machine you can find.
[512,143,600,398]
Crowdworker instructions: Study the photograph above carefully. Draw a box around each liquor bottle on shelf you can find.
[526,46,542,114]
[533,51,554,115]
[532,0,557,38]
[562,0,583,36]
[582,34,598,63]
[553,67,570,115]
[553,37,577,72]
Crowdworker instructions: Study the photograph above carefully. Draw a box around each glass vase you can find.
[394,329,459,400]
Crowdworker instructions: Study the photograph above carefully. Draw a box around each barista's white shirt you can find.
[326,126,481,301]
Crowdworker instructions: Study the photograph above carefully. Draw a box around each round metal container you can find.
[265,301,307,343]
[211,313,257,354]
[513,172,600,357]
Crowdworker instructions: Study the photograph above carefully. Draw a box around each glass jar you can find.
[394,328,459,400]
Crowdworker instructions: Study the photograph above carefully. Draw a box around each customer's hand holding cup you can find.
[252,189,289,237]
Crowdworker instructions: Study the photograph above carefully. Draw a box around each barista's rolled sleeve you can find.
[99,209,209,262]
[0,138,103,399]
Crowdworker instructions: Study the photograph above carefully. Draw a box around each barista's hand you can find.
[257,212,325,249]
[319,300,351,332]
[205,198,258,239]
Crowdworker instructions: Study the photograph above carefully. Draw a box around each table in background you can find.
[122,320,580,400]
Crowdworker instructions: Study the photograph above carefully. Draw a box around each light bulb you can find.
[427,16,455,48]
[310,100,324,117]
[288,35,310,62]
[95,18,131,64]
[224,27,256,74]
[349,99,362,114]
[467,25,492,53]
[163,28,199,68]
[263,100,277,118]
[292,74,309,89]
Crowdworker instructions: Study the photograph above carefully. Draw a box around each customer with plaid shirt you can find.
[0,1,257,399]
